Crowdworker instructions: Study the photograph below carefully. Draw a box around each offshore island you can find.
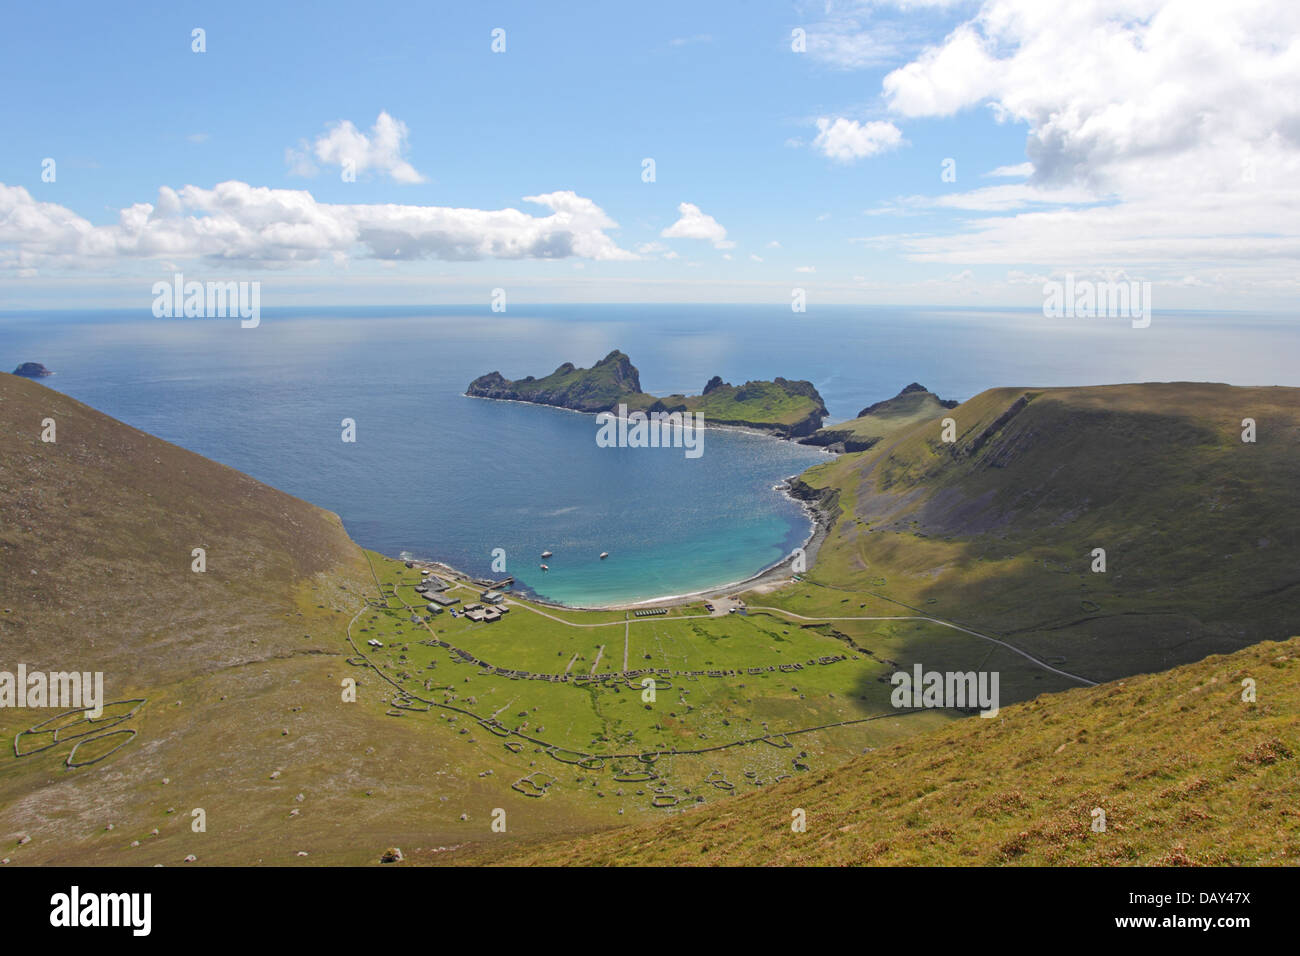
[466,349,830,438]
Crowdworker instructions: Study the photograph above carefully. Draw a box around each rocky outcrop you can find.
[784,476,828,504]
[783,476,841,538]
[466,350,642,413]
[773,407,828,439]
[11,362,52,377]
[798,431,882,453]
[857,382,956,418]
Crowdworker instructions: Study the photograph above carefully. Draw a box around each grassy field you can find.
[351,553,961,817]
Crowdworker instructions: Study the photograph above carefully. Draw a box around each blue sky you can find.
[2,0,1296,309]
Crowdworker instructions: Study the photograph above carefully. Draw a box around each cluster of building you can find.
[462,598,510,624]
[415,571,458,614]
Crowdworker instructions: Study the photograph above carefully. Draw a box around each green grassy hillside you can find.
[478,635,1299,866]
[802,382,955,451]
[776,383,1300,683]
[634,376,829,436]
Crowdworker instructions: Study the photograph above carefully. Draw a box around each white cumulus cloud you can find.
[812,117,904,161]
[287,111,427,184]
[661,202,735,249]
[860,0,1300,292]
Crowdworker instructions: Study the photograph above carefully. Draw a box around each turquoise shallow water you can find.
[5,304,1296,604]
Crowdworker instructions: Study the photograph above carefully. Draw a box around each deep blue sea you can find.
[4,304,1297,605]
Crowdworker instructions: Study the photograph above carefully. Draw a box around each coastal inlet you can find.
[453,351,831,605]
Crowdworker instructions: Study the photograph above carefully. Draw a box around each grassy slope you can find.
[483,636,1299,866]
[807,386,951,448]
[631,381,823,430]
[778,383,1300,682]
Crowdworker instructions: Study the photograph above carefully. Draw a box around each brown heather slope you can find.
[0,372,366,686]
[479,636,1299,866]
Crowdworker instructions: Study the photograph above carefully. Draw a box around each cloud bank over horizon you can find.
[0,181,637,275]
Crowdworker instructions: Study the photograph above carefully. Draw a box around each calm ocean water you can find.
[4,304,1297,604]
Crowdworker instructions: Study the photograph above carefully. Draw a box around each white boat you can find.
[540,564,549,571]
[599,552,609,559]
[541,550,553,558]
